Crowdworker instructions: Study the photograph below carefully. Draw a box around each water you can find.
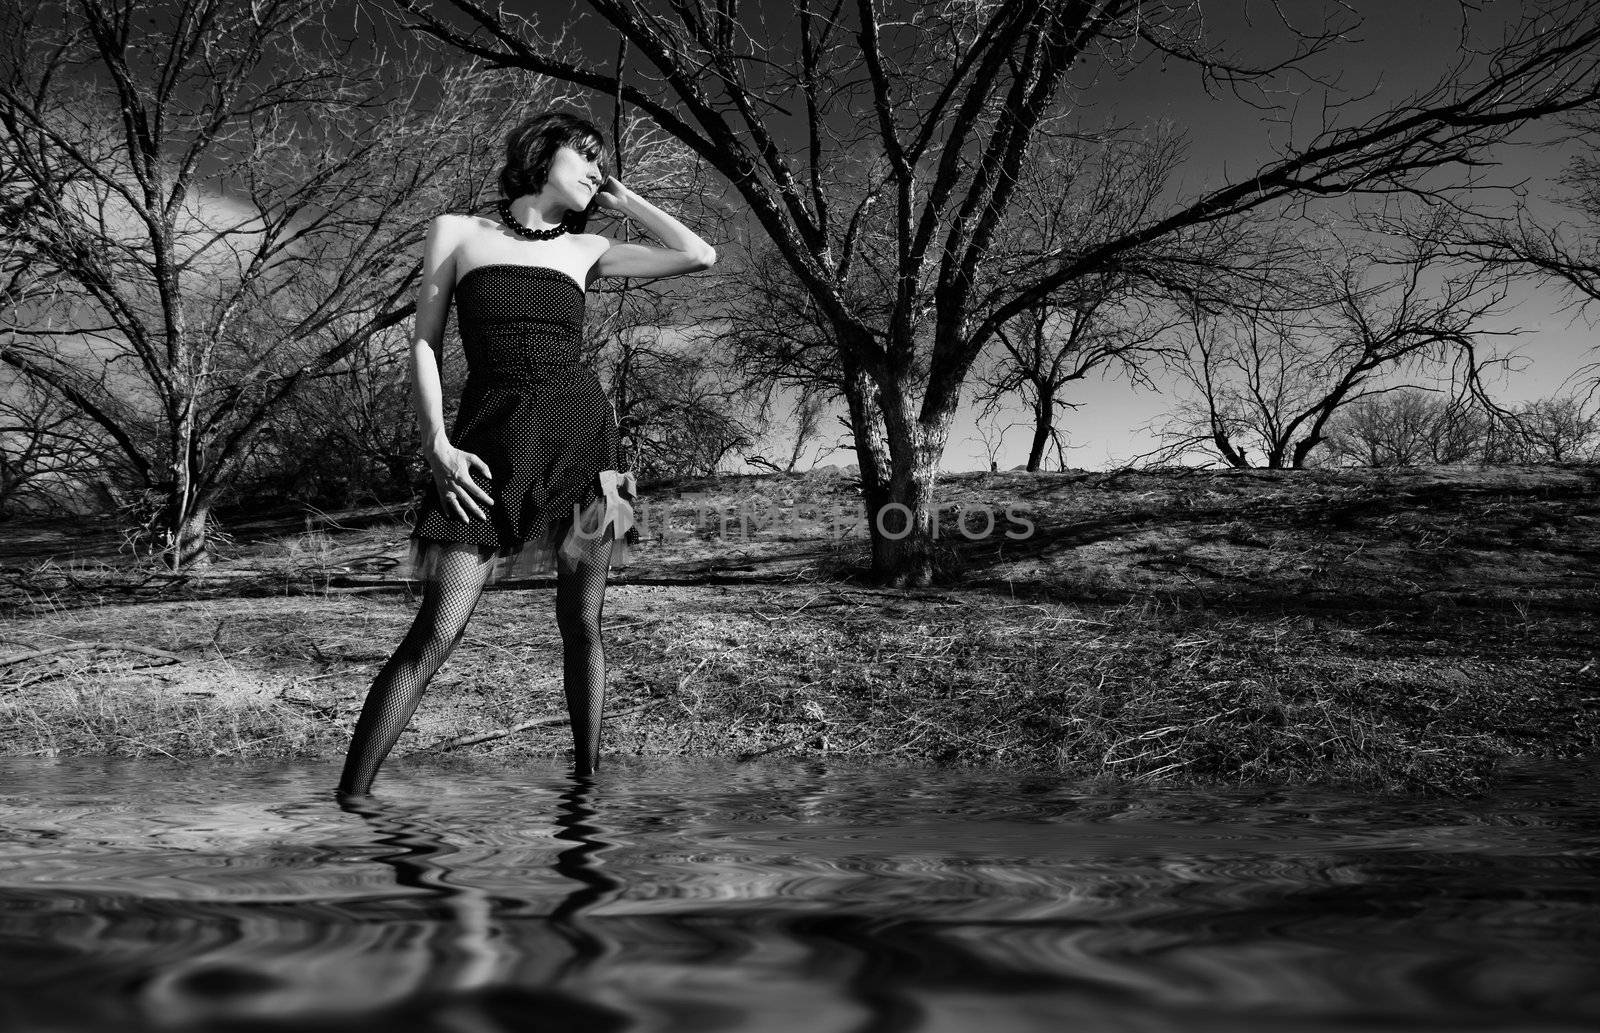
[1,757,1597,1033]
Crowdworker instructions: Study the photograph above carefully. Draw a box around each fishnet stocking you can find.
[338,528,618,795]
[338,544,495,796]
[557,529,615,776]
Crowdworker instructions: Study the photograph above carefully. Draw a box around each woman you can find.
[338,112,716,797]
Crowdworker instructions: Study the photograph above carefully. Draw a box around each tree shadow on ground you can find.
[931,466,1600,613]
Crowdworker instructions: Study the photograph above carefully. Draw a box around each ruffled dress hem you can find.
[402,470,638,583]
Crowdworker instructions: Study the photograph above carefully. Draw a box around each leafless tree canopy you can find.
[1320,389,1498,468]
[1511,394,1600,462]
[1318,387,1600,467]
[976,274,1174,472]
[0,0,525,562]
[1163,230,1517,469]
[387,0,1600,584]
[0,379,111,516]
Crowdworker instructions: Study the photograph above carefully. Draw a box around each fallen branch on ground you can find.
[0,642,186,669]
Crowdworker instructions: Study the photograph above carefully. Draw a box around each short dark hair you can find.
[499,112,606,200]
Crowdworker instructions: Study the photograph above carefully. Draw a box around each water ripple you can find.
[1,757,1598,1031]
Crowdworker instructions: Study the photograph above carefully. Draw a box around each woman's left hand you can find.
[592,176,632,214]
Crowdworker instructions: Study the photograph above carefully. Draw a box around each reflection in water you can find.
[549,777,625,973]
[1,757,1599,1032]
[337,777,631,1032]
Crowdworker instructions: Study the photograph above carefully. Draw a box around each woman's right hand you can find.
[426,443,494,522]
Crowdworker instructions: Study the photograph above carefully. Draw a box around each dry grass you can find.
[588,586,1597,791]
[3,464,1598,791]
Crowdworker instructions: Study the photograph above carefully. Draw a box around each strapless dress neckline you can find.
[456,262,584,294]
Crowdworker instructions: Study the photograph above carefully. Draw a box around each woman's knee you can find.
[556,604,602,643]
[406,602,476,655]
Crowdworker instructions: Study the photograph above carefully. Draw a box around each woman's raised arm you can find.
[591,178,716,280]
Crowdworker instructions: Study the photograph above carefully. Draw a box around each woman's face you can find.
[543,142,605,214]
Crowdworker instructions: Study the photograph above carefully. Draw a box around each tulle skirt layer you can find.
[403,470,637,583]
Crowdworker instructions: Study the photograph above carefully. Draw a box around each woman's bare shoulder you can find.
[424,213,500,266]
[574,231,621,259]
[431,212,495,235]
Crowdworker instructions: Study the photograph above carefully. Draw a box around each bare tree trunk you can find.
[840,350,890,504]
[165,390,200,564]
[1212,428,1251,469]
[1291,388,1349,468]
[873,371,955,587]
[1027,386,1053,471]
[163,502,210,568]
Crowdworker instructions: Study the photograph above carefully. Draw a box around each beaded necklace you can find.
[498,198,571,241]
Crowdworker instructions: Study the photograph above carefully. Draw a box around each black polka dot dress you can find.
[407,264,636,579]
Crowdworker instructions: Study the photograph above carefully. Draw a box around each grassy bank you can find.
[3,465,1597,792]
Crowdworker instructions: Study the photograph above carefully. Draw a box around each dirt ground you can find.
[3,465,1597,790]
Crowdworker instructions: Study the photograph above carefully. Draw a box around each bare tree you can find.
[968,412,1022,472]
[1426,93,1600,406]
[1319,388,1495,467]
[1511,393,1600,462]
[782,385,835,471]
[606,322,757,480]
[1165,236,1514,469]
[393,0,1600,584]
[235,323,421,506]
[0,378,110,516]
[745,384,835,473]
[1441,101,1600,304]
[586,273,761,481]
[971,127,1183,471]
[1315,387,1599,467]
[976,277,1173,471]
[0,0,528,564]
[719,244,894,513]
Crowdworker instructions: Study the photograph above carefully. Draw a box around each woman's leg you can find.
[338,543,495,796]
[556,530,615,775]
